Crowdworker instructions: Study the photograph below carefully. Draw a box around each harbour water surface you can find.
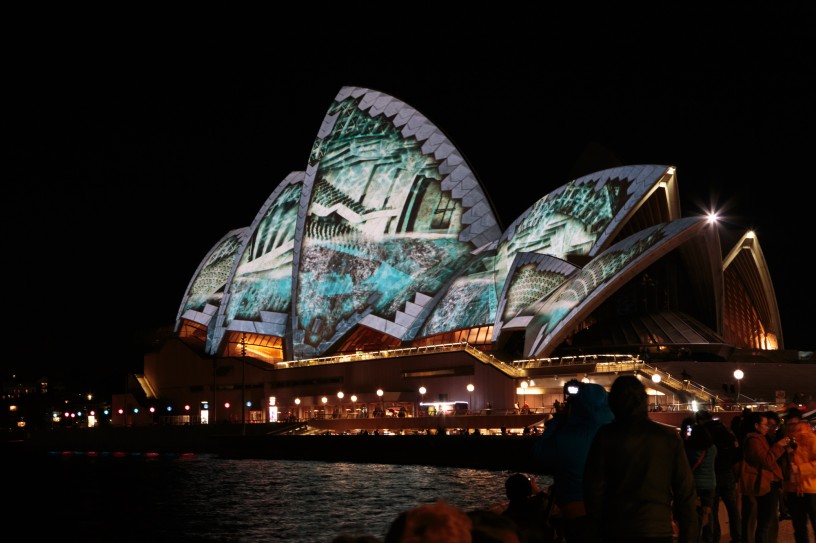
[12,451,550,542]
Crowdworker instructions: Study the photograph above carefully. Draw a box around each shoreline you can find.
[4,425,546,473]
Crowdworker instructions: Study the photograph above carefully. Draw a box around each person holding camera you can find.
[534,381,614,543]
[780,407,816,543]
[739,411,796,543]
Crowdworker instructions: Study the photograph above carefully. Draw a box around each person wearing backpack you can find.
[696,409,742,543]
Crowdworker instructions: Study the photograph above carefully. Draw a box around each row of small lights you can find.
[54,386,470,419]
[52,366,749,420]
[291,385,477,406]
[53,402,254,420]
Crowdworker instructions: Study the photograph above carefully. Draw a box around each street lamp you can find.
[520,380,528,409]
[337,391,344,418]
[467,384,474,414]
[376,388,384,416]
[351,395,357,418]
[321,396,328,419]
[651,374,662,410]
[734,369,744,405]
[294,397,300,421]
[418,386,426,417]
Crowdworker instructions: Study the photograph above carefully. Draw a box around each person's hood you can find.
[608,375,649,421]
[567,383,614,426]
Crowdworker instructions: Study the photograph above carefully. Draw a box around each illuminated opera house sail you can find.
[142,86,787,422]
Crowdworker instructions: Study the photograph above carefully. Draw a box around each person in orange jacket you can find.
[779,408,816,543]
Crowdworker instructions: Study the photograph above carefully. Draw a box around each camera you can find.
[563,379,584,402]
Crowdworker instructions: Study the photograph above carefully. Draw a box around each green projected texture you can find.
[223,182,303,325]
[419,253,497,337]
[525,219,700,357]
[494,178,633,301]
[183,233,245,314]
[502,264,572,322]
[295,97,473,356]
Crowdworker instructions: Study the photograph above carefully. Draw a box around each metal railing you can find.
[274,341,477,369]
[272,344,757,408]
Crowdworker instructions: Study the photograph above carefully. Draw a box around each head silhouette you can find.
[504,473,533,502]
[608,375,648,420]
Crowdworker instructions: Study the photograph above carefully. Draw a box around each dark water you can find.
[11,451,551,543]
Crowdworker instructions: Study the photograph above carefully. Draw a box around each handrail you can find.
[273,344,749,406]
[274,341,475,369]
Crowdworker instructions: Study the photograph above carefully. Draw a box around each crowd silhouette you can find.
[329,376,815,543]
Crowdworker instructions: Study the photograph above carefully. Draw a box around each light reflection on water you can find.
[18,452,552,543]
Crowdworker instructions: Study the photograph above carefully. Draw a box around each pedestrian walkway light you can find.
[467,384,474,413]
[651,374,662,410]
[734,369,744,404]
[418,387,426,416]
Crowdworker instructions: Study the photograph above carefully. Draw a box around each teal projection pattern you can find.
[524,217,706,357]
[493,177,633,303]
[294,95,480,357]
[418,252,497,338]
[501,257,577,323]
[223,181,303,325]
[179,230,247,324]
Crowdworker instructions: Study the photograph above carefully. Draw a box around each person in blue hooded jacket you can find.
[533,381,614,543]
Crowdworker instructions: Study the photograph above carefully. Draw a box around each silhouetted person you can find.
[383,500,472,543]
[468,508,521,543]
[683,417,717,543]
[501,473,552,543]
[534,382,614,543]
[584,375,698,543]
[695,409,741,543]
[332,536,382,543]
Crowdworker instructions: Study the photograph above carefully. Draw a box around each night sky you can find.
[8,10,813,394]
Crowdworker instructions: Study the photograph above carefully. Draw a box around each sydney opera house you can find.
[137,86,808,428]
